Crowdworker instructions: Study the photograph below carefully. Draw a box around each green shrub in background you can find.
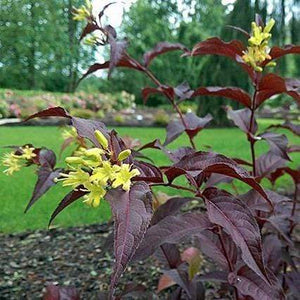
[153,110,170,126]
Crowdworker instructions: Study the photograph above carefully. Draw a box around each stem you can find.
[129,54,196,150]
[249,90,257,177]
[150,182,196,194]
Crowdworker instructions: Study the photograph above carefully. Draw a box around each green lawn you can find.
[0,121,299,233]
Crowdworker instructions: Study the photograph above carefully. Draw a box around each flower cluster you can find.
[72,0,92,22]
[57,130,140,207]
[2,146,36,175]
[242,19,275,72]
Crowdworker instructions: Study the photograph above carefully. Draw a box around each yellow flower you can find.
[94,130,109,150]
[21,145,36,160]
[112,164,140,191]
[72,0,92,22]
[82,182,106,208]
[62,127,77,140]
[58,169,90,188]
[90,161,120,185]
[82,148,104,168]
[73,147,87,157]
[117,149,131,161]
[2,152,22,175]
[242,18,276,72]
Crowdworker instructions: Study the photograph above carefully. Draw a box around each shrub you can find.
[1,3,299,300]
[113,114,125,124]
[70,108,95,119]
[153,109,170,126]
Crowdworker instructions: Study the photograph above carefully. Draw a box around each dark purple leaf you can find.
[80,22,99,41]
[262,44,300,66]
[228,265,284,300]
[133,160,163,183]
[198,271,228,282]
[25,167,61,213]
[155,244,182,269]
[143,42,188,67]
[72,117,109,148]
[108,36,128,78]
[226,107,257,134]
[103,24,117,38]
[204,188,269,283]
[285,272,300,297]
[168,147,196,163]
[134,212,211,261]
[256,74,300,107]
[175,82,194,101]
[263,235,283,274]
[164,119,185,146]
[192,86,252,108]
[260,132,291,161]
[36,148,57,168]
[255,13,264,27]
[164,113,212,145]
[165,151,271,206]
[151,197,195,225]
[49,189,87,227]
[43,284,80,300]
[109,130,131,163]
[256,151,287,179]
[184,113,213,139]
[267,121,300,136]
[196,229,237,271]
[138,139,163,151]
[106,182,153,296]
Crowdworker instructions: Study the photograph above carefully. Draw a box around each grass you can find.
[0,120,299,233]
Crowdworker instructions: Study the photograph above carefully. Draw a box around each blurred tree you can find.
[0,0,93,92]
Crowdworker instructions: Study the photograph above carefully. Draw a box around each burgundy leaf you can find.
[228,265,284,300]
[80,22,99,41]
[143,42,188,67]
[255,13,264,27]
[192,86,252,108]
[155,244,182,269]
[108,130,131,163]
[205,173,233,187]
[80,57,144,82]
[25,106,70,122]
[262,44,300,66]
[106,182,153,295]
[164,119,185,146]
[190,37,255,80]
[260,132,290,160]
[196,229,237,271]
[103,25,117,39]
[204,188,269,283]
[138,138,163,151]
[226,107,257,134]
[256,74,300,107]
[256,151,287,179]
[198,271,228,282]
[142,85,175,104]
[49,189,87,227]
[25,167,61,213]
[175,81,194,101]
[267,121,300,136]
[134,212,211,261]
[151,197,195,225]
[43,284,80,300]
[133,160,163,183]
[165,151,271,206]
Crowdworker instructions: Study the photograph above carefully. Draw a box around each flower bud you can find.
[117,149,131,161]
[95,130,108,149]
[65,157,83,164]
[264,18,275,34]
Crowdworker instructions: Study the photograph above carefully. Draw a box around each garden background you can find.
[0,0,299,233]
